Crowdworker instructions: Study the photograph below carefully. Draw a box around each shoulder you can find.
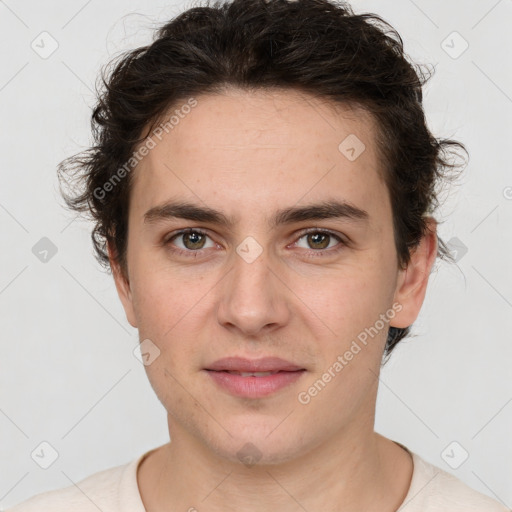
[401,450,510,512]
[5,456,140,512]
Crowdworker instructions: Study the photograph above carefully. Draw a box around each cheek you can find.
[306,262,392,326]
[300,273,391,402]
[129,270,209,367]
[129,263,185,329]
[303,267,395,374]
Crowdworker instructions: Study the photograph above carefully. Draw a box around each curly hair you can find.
[57,0,467,359]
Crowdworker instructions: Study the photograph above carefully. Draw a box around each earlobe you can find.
[107,241,138,328]
[391,218,438,329]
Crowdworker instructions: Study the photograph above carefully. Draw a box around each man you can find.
[8,0,508,510]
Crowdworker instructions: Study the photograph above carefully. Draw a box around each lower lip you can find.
[205,370,305,398]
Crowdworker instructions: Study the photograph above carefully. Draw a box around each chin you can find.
[202,417,306,467]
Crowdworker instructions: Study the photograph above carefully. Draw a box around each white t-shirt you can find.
[5,444,510,511]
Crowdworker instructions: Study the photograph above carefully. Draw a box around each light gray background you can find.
[1,0,511,509]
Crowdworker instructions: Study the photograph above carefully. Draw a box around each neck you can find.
[138,419,412,512]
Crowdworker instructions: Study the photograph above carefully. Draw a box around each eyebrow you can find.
[143,198,370,229]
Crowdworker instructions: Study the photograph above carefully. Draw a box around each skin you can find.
[109,87,438,511]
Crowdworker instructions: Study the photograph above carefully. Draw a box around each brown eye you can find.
[296,230,343,251]
[306,232,330,249]
[165,229,215,253]
[181,231,207,250]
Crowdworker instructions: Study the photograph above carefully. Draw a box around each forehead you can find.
[130,88,389,228]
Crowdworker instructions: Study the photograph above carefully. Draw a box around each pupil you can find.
[309,233,329,249]
[185,232,204,249]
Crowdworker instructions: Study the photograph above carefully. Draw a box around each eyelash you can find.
[163,227,346,258]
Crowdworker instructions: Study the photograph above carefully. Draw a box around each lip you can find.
[204,357,306,398]
[205,369,306,398]
[205,356,304,373]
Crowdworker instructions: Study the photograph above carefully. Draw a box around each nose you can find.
[216,246,291,338]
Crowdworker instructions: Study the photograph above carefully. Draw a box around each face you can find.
[111,88,436,465]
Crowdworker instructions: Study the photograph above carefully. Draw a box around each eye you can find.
[164,228,216,255]
[163,227,346,259]
[294,229,345,253]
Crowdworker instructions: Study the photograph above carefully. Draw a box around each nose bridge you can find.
[216,243,289,335]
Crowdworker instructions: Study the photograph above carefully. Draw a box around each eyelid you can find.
[163,227,216,253]
[163,227,211,244]
[290,227,346,253]
[164,227,347,256]
[293,227,347,243]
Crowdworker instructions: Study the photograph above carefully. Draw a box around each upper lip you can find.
[205,357,305,372]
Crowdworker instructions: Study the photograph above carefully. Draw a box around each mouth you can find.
[218,370,288,376]
[205,356,305,373]
[204,357,306,398]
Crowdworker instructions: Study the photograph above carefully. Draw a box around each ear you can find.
[391,217,438,328]
[108,240,138,328]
